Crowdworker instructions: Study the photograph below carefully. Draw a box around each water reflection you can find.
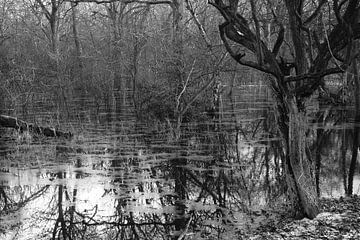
[0,93,358,239]
[0,109,221,239]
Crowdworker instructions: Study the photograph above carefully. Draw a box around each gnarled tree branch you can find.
[219,22,273,75]
[304,0,327,26]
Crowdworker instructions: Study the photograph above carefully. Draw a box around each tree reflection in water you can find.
[0,108,354,240]
[0,126,255,240]
[0,128,239,239]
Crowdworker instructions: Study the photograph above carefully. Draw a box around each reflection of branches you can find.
[0,187,12,211]
[128,212,140,240]
[187,208,235,238]
[0,185,49,213]
[0,185,50,237]
[177,216,192,240]
[52,185,68,240]
[61,207,175,239]
[186,168,219,203]
[74,212,174,227]
[20,185,50,207]
[75,204,99,224]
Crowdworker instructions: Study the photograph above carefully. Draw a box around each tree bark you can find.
[285,98,319,219]
[209,0,360,219]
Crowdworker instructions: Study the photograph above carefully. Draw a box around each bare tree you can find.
[32,0,64,56]
[209,0,360,219]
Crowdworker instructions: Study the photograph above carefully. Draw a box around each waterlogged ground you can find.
[0,109,256,240]
[0,95,359,239]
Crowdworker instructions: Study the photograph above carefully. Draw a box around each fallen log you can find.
[0,115,72,138]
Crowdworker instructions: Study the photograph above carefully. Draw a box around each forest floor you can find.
[246,195,360,239]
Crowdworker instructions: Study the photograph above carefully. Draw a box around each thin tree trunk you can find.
[341,129,348,194]
[131,19,147,114]
[132,38,139,111]
[71,1,82,79]
[172,0,185,135]
[347,57,360,195]
[315,128,323,197]
[71,2,81,59]
[170,1,187,238]
[106,3,125,118]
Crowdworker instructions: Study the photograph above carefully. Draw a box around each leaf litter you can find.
[243,195,360,240]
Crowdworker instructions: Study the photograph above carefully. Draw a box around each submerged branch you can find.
[0,115,72,138]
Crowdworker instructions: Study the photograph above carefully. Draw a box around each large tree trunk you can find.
[283,0,319,219]
[284,98,319,219]
[209,0,360,220]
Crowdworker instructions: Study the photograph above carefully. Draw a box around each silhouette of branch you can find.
[304,0,327,25]
[0,115,72,138]
[284,66,344,83]
[219,22,274,75]
[67,0,172,4]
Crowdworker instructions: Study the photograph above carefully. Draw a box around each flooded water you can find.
[0,89,358,240]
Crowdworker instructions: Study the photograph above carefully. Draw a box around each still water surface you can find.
[0,96,240,239]
[0,93,358,239]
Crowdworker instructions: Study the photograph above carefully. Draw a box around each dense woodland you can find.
[0,0,360,239]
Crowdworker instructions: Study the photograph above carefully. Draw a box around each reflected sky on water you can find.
[0,92,358,239]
